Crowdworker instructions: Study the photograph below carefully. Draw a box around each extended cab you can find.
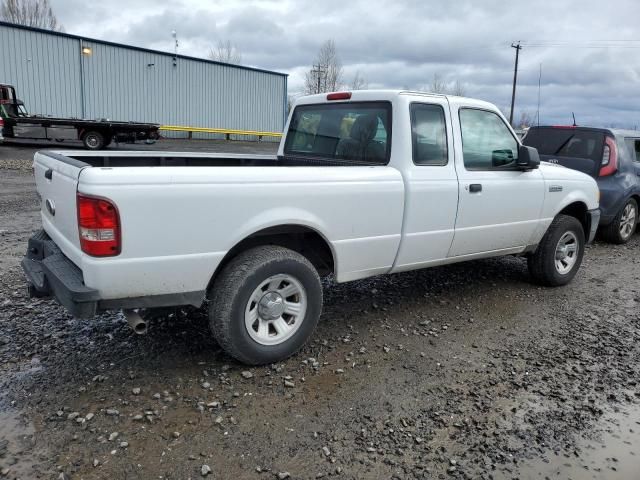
[22,90,600,364]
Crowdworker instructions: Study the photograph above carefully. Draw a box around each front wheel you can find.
[208,246,323,365]
[528,214,585,287]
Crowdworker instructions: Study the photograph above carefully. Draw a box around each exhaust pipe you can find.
[124,309,147,335]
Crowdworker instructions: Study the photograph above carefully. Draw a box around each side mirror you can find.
[517,145,540,170]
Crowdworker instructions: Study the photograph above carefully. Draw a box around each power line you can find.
[521,41,640,49]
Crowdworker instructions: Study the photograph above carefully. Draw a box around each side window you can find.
[625,138,640,162]
[411,103,448,166]
[459,109,519,170]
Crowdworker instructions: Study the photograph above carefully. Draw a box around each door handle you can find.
[44,168,53,180]
[469,183,482,193]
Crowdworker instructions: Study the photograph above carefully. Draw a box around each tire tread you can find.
[209,245,321,365]
[528,214,584,287]
[600,198,637,244]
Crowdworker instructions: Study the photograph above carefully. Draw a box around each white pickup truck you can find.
[22,90,600,364]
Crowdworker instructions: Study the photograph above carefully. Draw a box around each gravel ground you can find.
[1,140,640,480]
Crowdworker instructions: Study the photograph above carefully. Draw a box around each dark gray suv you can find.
[524,126,640,244]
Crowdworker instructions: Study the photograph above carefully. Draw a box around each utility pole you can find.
[311,63,324,94]
[509,42,522,126]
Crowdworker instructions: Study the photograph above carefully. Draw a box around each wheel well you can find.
[559,202,589,234]
[207,225,335,291]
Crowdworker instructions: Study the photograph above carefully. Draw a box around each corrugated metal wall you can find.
[0,22,287,139]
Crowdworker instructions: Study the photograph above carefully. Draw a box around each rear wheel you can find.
[528,214,585,286]
[208,246,323,365]
[81,130,105,150]
[601,198,637,244]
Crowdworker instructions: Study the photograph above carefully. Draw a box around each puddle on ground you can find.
[514,403,640,480]
[0,409,37,479]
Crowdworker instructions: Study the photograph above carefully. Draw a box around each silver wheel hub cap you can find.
[619,203,637,239]
[245,274,307,346]
[554,231,579,275]
[258,292,285,320]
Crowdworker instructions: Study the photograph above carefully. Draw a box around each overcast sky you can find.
[51,0,640,127]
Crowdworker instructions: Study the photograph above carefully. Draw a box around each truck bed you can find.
[32,149,405,303]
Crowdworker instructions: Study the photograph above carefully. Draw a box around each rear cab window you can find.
[284,102,392,165]
[410,103,448,166]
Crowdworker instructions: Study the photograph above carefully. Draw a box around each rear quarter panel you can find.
[77,166,405,299]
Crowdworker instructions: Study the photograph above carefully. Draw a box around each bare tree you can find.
[449,79,466,97]
[421,74,466,96]
[304,40,344,94]
[350,71,368,90]
[429,73,448,94]
[517,111,535,129]
[0,0,63,31]
[208,40,242,65]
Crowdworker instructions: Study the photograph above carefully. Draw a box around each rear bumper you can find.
[22,230,206,318]
[22,230,100,318]
[587,208,600,243]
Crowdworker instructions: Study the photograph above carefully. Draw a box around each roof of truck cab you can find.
[295,90,498,110]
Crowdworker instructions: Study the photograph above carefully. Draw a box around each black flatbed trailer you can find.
[0,84,159,150]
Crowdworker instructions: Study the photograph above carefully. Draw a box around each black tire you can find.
[209,246,323,365]
[600,198,638,244]
[82,131,105,150]
[528,214,585,287]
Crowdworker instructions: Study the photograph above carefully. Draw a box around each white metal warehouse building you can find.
[0,21,288,139]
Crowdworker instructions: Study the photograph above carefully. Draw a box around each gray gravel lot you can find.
[1,139,640,480]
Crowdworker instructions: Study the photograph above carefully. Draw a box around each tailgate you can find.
[33,151,86,263]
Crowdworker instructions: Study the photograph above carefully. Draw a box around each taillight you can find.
[327,92,352,101]
[599,136,618,177]
[0,117,4,128]
[77,193,121,256]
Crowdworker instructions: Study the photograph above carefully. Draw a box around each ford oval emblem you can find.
[45,198,56,216]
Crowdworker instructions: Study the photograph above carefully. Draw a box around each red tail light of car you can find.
[77,193,121,256]
[327,92,352,101]
[599,136,618,177]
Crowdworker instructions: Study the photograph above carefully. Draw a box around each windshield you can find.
[284,102,392,165]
